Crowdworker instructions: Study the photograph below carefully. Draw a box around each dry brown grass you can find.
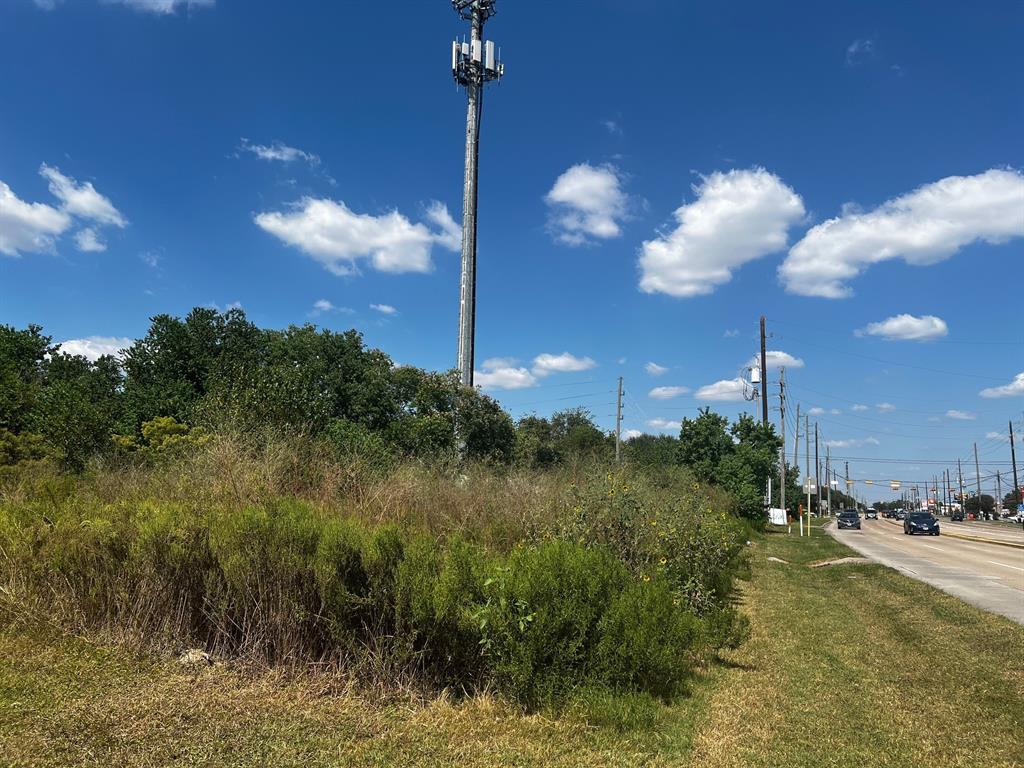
[0,628,706,768]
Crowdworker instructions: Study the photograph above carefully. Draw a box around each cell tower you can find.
[451,0,504,388]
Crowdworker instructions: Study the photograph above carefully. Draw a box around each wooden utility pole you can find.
[759,315,769,426]
[1010,420,1020,512]
[614,376,623,465]
[805,413,811,534]
[957,458,966,516]
[778,368,786,515]
[974,442,983,518]
[826,445,832,516]
[793,403,800,470]
[814,422,821,517]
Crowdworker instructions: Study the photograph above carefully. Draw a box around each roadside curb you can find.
[879,518,1024,550]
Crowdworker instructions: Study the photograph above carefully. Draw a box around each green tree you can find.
[624,434,681,469]
[677,408,732,483]
[29,351,123,469]
[0,324,54,433]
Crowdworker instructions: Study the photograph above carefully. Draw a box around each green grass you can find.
[688,521,1024,767]
[2,521,1021,767]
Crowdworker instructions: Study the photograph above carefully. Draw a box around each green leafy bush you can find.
[476,541,627,707]
[593,577,700,699]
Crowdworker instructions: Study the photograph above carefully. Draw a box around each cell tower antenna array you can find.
[451,0,504,388]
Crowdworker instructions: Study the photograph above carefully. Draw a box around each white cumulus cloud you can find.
[645,362,668,376]
[40,164,126,228]
[105,0,215,13]
[851,404,868,412]
[747,349,805,371]
[649,386,689,400]
[0,180,71,256]
[57,336,132,362]
[532,352,596,377]
[638,168,805,297]
[311,299,353,316]
[694,378,747,402]
[856,314,948,341]
[647,418,682,432]
[475,358,538,390]
[74,228,106,252]
[370,303,397,315]
[255,198,460,276]
[239,138,319,166]
[945,409,976,420]
[781,169,1024,298]
[545,163,628,246]
[826,437,880,449]
[979,372,1024,399]
[876,403,896,412]
[624,429,644,440]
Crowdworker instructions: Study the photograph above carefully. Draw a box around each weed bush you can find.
[0,453,751,708]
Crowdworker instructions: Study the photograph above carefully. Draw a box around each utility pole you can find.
[614,376,624,465]
[996,471,1002,516]
[1010,420,1020,514]
[759,315,769,426]
[974,442,983,519]
[944,468,951,516]
[793,403,800,471]
[957,458,966,517]
[826,446,832,516]
[814,423,821,517]
[778,369,786,516]
[845,461,850,509]
[451,0,503,388]
[805,413,811,535]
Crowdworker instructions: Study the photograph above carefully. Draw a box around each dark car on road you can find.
[837,510,861,530]
[950,509,964,522]
[904,511,940,536]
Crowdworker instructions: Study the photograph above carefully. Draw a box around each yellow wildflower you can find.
[659,557,667,565]
[642,574,651,582]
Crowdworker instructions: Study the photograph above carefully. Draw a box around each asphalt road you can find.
[828,518,1024,625]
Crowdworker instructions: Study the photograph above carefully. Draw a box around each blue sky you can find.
[1,0,1022,502]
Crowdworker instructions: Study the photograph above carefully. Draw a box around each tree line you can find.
[1,307,786,520]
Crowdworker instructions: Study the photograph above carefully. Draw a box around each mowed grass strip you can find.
[689,523,1024,768]
[0,627,711,768]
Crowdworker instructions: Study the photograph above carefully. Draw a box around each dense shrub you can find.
[477,541,627,706]
[0,455,751,708]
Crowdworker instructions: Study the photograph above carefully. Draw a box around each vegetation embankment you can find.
[2,520,1022,766]
[0,441,751,709]
[0,307,787,709]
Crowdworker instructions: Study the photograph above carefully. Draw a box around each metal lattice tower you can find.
[451,0,504,388]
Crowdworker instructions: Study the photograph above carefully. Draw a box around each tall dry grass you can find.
[0,432,749,706]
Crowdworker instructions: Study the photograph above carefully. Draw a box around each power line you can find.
[773,332,1011,382]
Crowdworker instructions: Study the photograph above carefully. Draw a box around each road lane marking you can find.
[920,544,943,551]
[988,560,1024,572]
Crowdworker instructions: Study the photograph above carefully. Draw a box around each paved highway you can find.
[828,517,1024,625]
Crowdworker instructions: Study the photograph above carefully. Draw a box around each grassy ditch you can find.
[689,521,1024,768]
